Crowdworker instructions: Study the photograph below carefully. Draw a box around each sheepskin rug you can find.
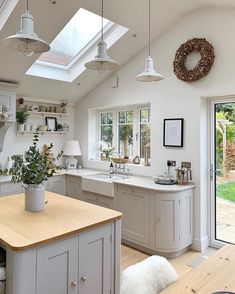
[120,255,178,294]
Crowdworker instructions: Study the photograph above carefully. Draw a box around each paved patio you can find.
[216,197,235,244]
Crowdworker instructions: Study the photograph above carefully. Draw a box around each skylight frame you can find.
[26,8,129,82]
[36,20,116,71]
[0,0,19,31]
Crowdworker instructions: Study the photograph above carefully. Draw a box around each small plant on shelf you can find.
[16,108,29,129]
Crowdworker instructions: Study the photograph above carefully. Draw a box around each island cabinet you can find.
[36,224,112,294]
[115,183,193,257]
[0,193,121,294]
[66,175,82,200]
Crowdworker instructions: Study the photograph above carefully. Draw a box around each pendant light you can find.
[3,0,50,56]
[85,0,119,73]
[136,0,164,82]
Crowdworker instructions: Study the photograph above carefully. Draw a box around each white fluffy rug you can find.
[120,255,178,294]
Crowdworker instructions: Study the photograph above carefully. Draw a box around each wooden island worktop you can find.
[0,192,122,294]
[0,191,121,251]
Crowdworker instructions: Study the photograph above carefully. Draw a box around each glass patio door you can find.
[210,98,235,246]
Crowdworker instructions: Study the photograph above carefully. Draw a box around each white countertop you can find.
[65,169,195,192]
[0,168,195,192]
[112,176,195,192]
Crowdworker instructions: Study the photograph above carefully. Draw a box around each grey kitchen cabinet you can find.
[78,224,113,294]
[6,223,118,294]
[115,185,151,247]
[47,175,66,195]
[155,193,180,251]
[83,190,114,209]
[115,183,194,257]
[179,189,193,249]
[36,237,78,294]
[66,175,83,200]
[0,182,24,196]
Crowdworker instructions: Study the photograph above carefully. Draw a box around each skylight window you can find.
[0,0,19,31]
[26,8,129,82]
[38,8,110,67]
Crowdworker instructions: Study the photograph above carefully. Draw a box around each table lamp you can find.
[63,140,82,169]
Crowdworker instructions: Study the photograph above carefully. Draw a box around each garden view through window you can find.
[215,102,235,244]
[99,106,150,164]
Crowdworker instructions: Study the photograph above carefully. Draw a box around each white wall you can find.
[75,6,235,250]
[0,103,75,168]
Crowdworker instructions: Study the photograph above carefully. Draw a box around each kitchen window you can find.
[98,105,150,163]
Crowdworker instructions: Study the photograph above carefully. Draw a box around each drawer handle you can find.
[71,281,77,287]
[81,276,87,282]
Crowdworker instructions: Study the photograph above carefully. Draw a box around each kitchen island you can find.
[0,192,122,294]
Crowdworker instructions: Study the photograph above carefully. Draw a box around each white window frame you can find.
[97,104,150,161]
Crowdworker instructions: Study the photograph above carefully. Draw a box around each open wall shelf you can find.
[16,131,68,136]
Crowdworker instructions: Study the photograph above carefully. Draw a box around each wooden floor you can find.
[121,245,202,277]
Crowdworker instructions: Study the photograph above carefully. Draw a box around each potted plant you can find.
[10,133,62,212]
[16,108,29,132]
[100,141,115,161]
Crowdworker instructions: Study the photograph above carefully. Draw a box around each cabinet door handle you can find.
[81,276,87,282]
[71,281,77,287]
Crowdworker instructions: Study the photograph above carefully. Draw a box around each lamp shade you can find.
[3,10,50,56]
[136,56,164,82]
[63,140,82,156]
[85,40,119,71]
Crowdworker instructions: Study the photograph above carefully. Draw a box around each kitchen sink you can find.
[82,173,130,197]
[85,173,129,180]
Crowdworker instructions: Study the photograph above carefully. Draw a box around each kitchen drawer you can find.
[118,184,150,197]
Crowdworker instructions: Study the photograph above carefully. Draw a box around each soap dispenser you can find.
[109,162,114,174]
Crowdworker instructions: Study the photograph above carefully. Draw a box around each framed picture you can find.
[45,117,57,131]
[163,118,184,147]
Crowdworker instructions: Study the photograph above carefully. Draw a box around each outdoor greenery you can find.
[216,104,235,175]
[217,182,235,203]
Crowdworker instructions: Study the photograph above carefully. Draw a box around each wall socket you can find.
[167,160,176,167]
[181,161,191,168]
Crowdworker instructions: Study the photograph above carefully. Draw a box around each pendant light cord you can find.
[26,0,29,11]
[148,0,151,56]
[101,0,104,40]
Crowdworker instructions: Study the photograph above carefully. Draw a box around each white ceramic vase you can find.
[25,184,45,212]
[18,124,25,132]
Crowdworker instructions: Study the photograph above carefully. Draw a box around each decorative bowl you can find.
[110,157,130,164]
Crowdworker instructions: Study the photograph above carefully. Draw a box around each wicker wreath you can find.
[173,38,215,82]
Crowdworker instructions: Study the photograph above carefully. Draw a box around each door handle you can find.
[210,164,217,181]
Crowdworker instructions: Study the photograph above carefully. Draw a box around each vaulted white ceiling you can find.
[0,0,234,102]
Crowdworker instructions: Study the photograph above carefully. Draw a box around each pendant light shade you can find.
[3,1,50,56]
[85,0,119,72]
[136,0,164,82]
[136,56,164,82]
[85,40,119,71]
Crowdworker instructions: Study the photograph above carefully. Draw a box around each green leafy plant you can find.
[16,108,29,124]
[100,141,115,160]
[10,133,63,185]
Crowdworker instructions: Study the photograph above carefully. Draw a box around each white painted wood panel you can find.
[66,175,82,199]
[116,185,150,247]
[156,193,180,251]
[180,190,193,248]
[36,237,78,294]
[78,224,112,294]
[47,175,66,195]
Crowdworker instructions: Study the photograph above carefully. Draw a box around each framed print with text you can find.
[163,118,184,147]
